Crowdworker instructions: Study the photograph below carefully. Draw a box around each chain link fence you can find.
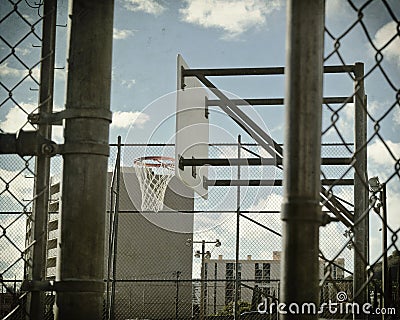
[1,0,43,318]
[321,1,399,319]
[104,141,355,319]
[1,0,399,319]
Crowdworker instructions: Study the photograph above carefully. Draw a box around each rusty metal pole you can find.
[281,1,325,319]
[28,1,57,319]
[54,1,114,319]
[353,62,368,318]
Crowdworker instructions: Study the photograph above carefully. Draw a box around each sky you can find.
[0,0,399,279]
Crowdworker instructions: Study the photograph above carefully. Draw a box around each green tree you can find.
[217,300,251,315]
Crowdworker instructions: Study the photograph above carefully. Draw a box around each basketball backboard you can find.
[175,54,209,199]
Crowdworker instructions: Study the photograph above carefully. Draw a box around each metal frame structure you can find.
[178,65,360,230]
[178,68,363,212]
[175,21,367,318]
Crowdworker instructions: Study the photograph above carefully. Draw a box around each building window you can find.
[225,281,234,305]
[255,263,262,283]
[262,263,270,284]
[225,263,234,304]
[255,262,270,284]
[226,263,234,279]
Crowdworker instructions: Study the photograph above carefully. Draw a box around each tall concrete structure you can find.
[46,167,194,319]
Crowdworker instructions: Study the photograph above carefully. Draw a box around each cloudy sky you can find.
[1,0,399,278]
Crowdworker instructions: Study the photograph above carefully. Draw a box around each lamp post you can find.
[174,271,181,320]
[368,176,389,318]
[187,239,221,320]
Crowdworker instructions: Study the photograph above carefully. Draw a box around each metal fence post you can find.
[353,62,368,314]
[200,240,206,320]
[281,1,325,319]
[54,0,114,319]
[110,136,121,320]
[28,1,57,319]
[381,183,389,319]
[234,135,241,319]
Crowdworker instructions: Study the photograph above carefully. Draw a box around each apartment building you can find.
[205,252,345,314]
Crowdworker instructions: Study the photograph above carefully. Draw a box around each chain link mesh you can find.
[321,1,399,318]
[106,142,359,318]
[1,0,399,319]
[0,0,44,318]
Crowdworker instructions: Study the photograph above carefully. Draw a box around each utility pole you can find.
[54,1,114,319]
[191,239,220,320]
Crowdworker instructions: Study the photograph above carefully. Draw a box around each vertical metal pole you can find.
[106,136,121,320]
[381,183,388,319]
[281,1,325,320]
[54,1,114,319]
[353,62,368,314]
[200,240,206,320]
[29,1,57,319]
[110,136,121,320]
[234,135,241,320]
[175,271,181,320]
[105,162,116,320]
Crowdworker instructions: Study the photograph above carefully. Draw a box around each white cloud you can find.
[373,21,400,66]
[123,0,166,15]
[0,62,23,77]
[180,0,281,39]
[0,167,35,208]
[248,193,283,211]
[0,62,40,81]
[15,47,31,56]
[0,103,37,133]
[394,106,400,125]
[121,79,136,88]
[325,0,353,20]
[111,111,150,129]
[113,28,135,40]
[368,139,400,168]
[342,103,354,121]
[52,126,64,143]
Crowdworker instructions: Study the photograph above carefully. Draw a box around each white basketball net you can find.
[133,157,174,212]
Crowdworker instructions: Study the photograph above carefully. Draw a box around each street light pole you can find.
[368,177,389,319]
[200,240,206,320]
[381,183,389,316]
[175,271,181,320]
[189,238,221,320]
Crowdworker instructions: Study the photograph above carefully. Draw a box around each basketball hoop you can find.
[133,156,175,212]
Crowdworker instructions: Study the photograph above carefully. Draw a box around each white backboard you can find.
[175,54,209,199]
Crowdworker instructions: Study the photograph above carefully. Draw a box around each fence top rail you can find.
[109,142,355,147]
